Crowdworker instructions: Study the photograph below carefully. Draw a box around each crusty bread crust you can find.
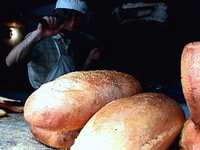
[180,119,200,150]
[71,93,186,150]
[180,42,200,149]
[24,70,142,149]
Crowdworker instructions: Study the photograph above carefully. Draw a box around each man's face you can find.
[63,11,86,32]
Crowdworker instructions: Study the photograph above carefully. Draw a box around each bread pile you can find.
[24,69,187,149]
[0,96,23,117]
[180,42,200,149]
[23,70,142,149]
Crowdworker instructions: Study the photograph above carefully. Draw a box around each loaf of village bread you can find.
[180,42,200,149]
[181,41,200,125]
[71,92,186,150]
[24,70,142,149]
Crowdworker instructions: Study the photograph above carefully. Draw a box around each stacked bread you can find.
[71,93,186,150]
[23,70,142,149]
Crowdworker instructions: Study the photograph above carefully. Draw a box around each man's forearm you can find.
[5,31,42,66]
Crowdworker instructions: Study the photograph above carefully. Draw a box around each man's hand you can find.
[87,48,100,61]
[36,16,65,39]
[83,48,101,70]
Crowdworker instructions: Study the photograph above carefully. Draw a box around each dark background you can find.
[1,0,200,95]
[0,2,194,149]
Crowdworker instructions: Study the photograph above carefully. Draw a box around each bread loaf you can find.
[24,70,142,148]
[181,42,200,125]
[71,92,186,150]
[180,42,200,149]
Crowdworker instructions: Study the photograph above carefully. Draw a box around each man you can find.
[5,0,101,89]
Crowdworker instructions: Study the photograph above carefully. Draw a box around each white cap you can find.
[55,0,88,15]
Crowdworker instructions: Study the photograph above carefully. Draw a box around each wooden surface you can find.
[0,113,63,150]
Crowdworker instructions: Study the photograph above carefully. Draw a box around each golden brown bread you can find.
[0,101,23,113]
[181,41,200,125]
[0,109,6,117]
[24,70,142,148]
[180,42,200,149]
[180,119,200,150]
[71,92,186,150]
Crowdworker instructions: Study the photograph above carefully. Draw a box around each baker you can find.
[5,0,101,90]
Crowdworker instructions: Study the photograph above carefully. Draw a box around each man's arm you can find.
[5,16,64,67]
[5,30,42,66]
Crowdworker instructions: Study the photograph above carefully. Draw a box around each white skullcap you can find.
[55,0,88,15]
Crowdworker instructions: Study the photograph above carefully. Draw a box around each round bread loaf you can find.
[24,70,142,148]
[71,92,186,150]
